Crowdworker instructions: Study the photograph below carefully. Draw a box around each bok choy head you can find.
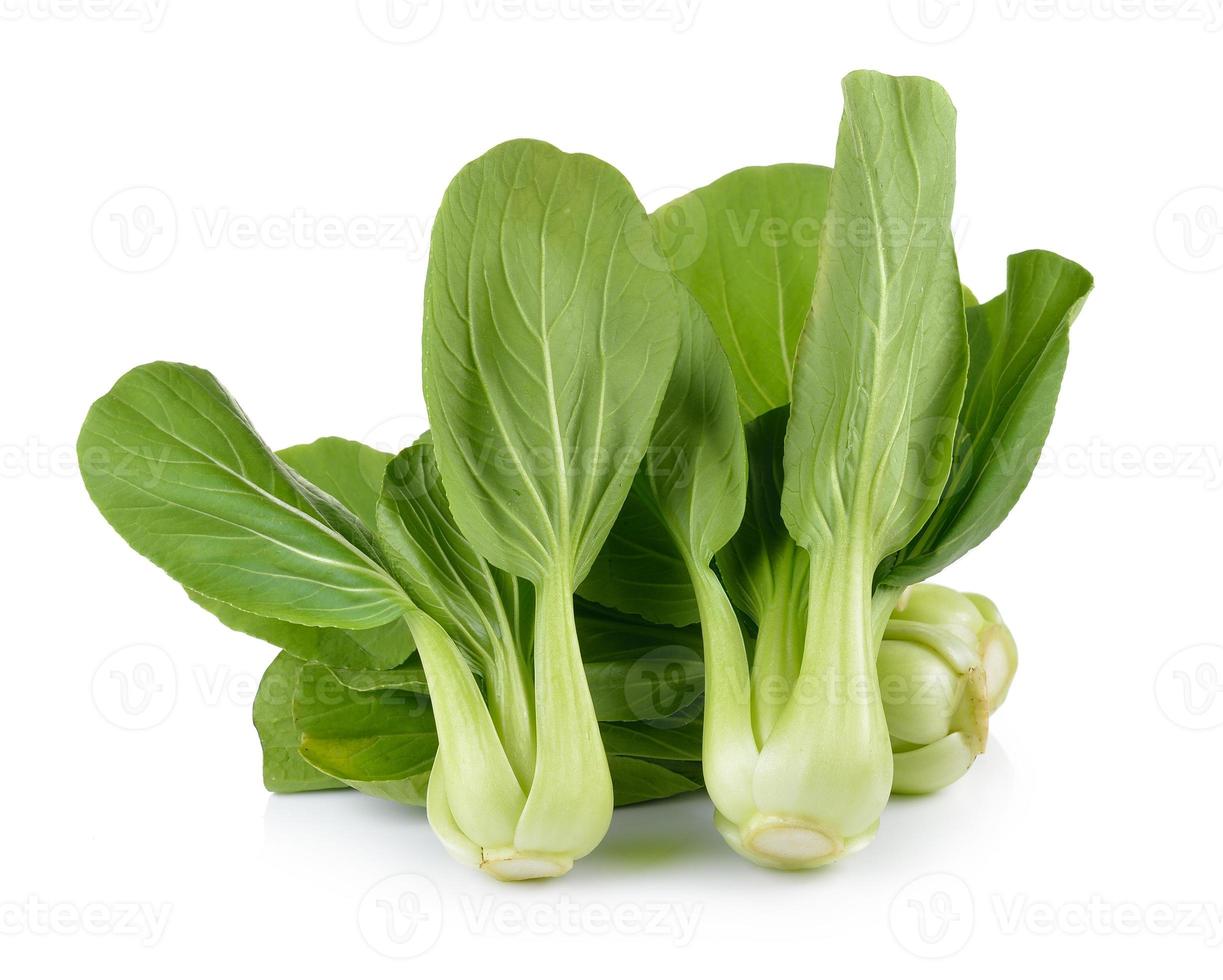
[588,70,969,871]
[579,71,1091,869]
[418,139,683,879]
[881,584,1018,794]
[748,70,967,867]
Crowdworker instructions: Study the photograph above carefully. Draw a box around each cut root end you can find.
[747,824,838,865]
[717,811,879,871]
[479,851,573,882]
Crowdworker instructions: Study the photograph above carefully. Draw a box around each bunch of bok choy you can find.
[79,69,1091,879]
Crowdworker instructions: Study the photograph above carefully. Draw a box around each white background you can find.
[3,0,1222,974]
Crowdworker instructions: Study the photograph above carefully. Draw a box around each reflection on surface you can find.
[259,741,1014,887]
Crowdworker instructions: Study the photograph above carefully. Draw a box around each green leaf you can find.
[576,484,699,627]
[422,138,682,584]
[714,407,809,742]
[640,288,746,565]
[253,652,344,793]
[277,437,391,531]
[78,362,409,629]
[653,164,832,421]
[577,284,746,625]
[180,437,414,669]
[597,261,752,824]
[599,714,703,761]
[576,604,704,722]
[282,653,704,807]
[607,756,703,806]
[186,590,413,670]
[782,72,967,564]
[320,662,430,695]
[376,441,538,787]
[376,442,531,673]
[716,406,807,624]
[580,167,827,623]
[293,662,438,806]
[878,249,1094,587]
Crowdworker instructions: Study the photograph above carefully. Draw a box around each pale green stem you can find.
[424,748,482,866]
[402,608,525,848]
[871,583,904,651]
[688,559,758,826]
[485,638,536,791]
[751,540,893,838]
[512,570,612,859]
[749,561,807,746]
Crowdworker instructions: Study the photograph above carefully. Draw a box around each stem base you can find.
[479,849,573,882]
[715,810,879,870]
